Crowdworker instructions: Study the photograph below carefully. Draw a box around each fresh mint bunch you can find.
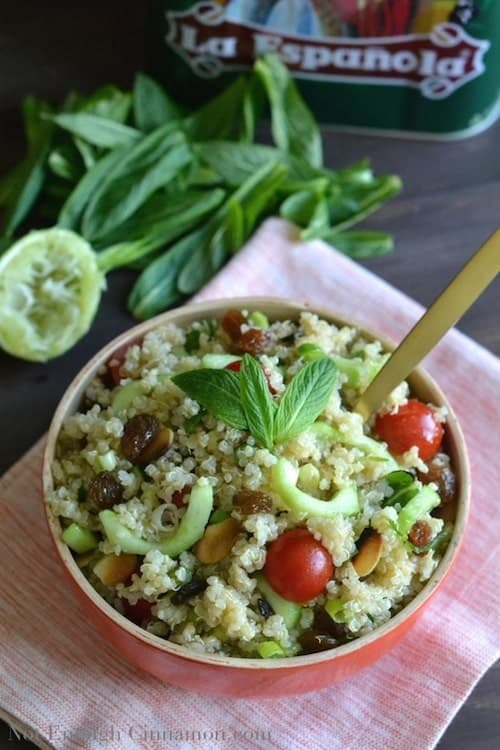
[0,56,401,326]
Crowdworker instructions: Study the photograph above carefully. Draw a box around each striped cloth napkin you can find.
[1,218,499,750]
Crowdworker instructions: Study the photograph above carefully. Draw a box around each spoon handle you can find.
[355,228,500,420]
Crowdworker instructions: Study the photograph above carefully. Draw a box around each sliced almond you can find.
[352,531,383,577]
[140,427,174,464]
[193,518,240,564]
[93,554,138,586]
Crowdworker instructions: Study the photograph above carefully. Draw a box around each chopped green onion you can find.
[325,598,345,623]
[62,523,98,554]
[96,450,117,471]
[256,641,285,658]
[297,342,325,361]
[249,311,269,329]
[111,380,143,414]
[184,411,204,433]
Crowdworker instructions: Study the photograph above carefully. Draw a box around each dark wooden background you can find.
[0,2,498,748]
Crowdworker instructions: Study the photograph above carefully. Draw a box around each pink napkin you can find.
[1,218,499,750]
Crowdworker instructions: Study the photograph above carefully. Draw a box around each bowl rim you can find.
[43,296,470,670]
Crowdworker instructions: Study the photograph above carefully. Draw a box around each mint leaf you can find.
[240,354,275,450]
[274,358,337,444]
[171,369,247,430]
[185,329,201,354]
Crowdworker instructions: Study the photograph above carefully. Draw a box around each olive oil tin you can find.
[147,0,499,139]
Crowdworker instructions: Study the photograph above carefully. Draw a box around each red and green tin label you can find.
[147,1,500,138]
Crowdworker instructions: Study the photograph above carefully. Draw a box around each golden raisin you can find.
[88,471,123,511]
[234,490,273,514]
[408,520,433,548]
[121,414,173,465]
[233,328,269,355]
[221,309,246,340]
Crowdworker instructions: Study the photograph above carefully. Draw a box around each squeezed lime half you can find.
[0,228,104,362]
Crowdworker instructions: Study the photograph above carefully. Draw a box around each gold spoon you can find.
[355,228,500,420]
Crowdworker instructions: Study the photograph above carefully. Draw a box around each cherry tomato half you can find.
[122,598,152,625]
[171,485,191,508]
[264,528,334,604]
[374,399,444,461]
[225,360,241,372]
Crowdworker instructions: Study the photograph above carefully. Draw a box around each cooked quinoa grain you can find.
[47,310,456,658]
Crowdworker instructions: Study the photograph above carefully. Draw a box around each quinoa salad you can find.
[47,308,457,659]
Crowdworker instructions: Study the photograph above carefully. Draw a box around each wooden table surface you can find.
[0,2,498,748]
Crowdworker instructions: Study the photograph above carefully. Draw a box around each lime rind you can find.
[0,228,104,361]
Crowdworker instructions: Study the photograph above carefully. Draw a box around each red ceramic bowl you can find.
[43,298,470,697]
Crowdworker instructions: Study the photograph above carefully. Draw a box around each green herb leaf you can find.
[95,187,225,249]
[95,188,226,272]
[74,137,96,170]
[175,221,218,296]
[327,176,403,234]
[196,141,281,186]
[240,75,265,143]
[48,112,140,149]
[184,410,205,434]
[172,369,247,430]
[128,225,206,319]
[274,358,337,444]
[236,161,287,236]
[323,230,394,259]
[185,329,201,354]
[195,141,321,187]
[176,162,286,297]
[1,97,54,237]
[82,126,192,241]
[48,144,83,182]
[240,354,275,450]
[184,76,248,141]
[255,54,322,168]
[133,73,181,132]
[280,190,318,226]
[57,147,126,229]
[224,197,245,255]
[78,85,131,123]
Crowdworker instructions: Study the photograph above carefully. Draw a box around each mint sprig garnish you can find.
[171,368,247,430]
[274,357,338,444]
[240,354,276,450]
[172,355,337,448]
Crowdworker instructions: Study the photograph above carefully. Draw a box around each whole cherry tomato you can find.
[264,528,334,604]
[374,399,444,461]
